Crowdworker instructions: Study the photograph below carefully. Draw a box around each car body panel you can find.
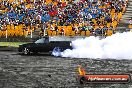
[18,37,72,54]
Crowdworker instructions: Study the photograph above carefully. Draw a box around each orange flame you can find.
[78,65,86,76]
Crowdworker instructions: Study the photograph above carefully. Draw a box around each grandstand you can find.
[0,0,129,38]
[121,0,132,24]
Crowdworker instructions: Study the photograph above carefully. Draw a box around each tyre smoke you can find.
[60,32,132,59]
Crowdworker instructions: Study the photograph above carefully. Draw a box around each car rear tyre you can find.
[22,47,30,55]
[52,47,63,56]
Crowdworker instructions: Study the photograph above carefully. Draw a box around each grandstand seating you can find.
[106,29,113,36]
[0,0,129,37]
[129,24,132,29]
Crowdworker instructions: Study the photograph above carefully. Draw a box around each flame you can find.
[78,65,86,76]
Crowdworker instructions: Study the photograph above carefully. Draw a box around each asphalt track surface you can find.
[0,51,132,88]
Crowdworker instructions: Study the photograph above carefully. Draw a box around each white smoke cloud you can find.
[59,32,132,59]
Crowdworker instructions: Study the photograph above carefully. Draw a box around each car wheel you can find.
[52,47,63,56]
[22,47,30,55]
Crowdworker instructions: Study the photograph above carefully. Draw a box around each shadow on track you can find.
[15,52,52,56]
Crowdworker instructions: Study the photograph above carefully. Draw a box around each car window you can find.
[45,37,49,43]
[35,38,45,43]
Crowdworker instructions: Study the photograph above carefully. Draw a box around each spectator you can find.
[129,17,132,25]
[0,0,128,37]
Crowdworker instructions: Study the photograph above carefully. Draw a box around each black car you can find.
[18,36,73,55]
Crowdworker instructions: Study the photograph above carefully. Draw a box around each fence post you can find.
[6,30,7,38]
[31,29,32,38]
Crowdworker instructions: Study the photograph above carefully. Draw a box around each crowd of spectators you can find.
[0,0,128,37]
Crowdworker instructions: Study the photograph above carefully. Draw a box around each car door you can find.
[34,38,48,52]
[41,37,50,52]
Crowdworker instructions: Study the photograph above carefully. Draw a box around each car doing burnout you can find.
[18,36,75,55]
